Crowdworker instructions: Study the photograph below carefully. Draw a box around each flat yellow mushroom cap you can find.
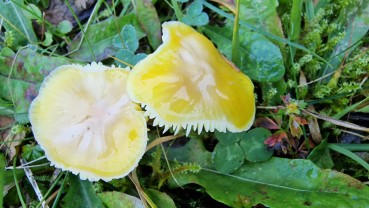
[29,63,147,182]
[127,21,255,135]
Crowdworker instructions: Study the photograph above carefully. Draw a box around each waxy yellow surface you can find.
[29,63,147,181]
[127,21,255,135]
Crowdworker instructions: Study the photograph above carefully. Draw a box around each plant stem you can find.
[231,0,240,67]
[171,0,182,21]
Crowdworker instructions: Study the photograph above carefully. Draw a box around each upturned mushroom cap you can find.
[127,21,255,136]
[29,63,147,181]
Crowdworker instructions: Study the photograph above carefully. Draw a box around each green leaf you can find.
[187,0,203,16]
[166,138,213,168]
[0,97,14,116]
[133,0,162,49]
[98,191,143,208]
[40,31,53,46]
[23,4,42,20]
[212,143,244,173]
[21,144,43,161]
[62,175,104,208]
[57,20,73,34]
[169,158,369,207]
[214,131,244,146]
[204,25,285,82]
[0,48,74,122]
[112,25,139,52]
[240,128,273,162]
[132,53,147,65]
[203,25,233,58]
[308,139,334,169]
[239,0,284,48]
[21,144,44,161]
[0,0,38,48]
[182,0,209,26]
[145,189,176,208]
[114,49,147,67]
[242,32,285,82]
[183,12,209,26]
[68,14,145,62]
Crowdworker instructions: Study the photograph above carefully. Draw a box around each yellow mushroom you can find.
[127,21,255,136]
[29,63,147,181]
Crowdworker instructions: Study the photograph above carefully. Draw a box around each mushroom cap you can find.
[29,63,147,181]
[127,21,255,136]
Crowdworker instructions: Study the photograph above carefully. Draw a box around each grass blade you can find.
[13,158,27,207]
[0,153,5,207]
[328,144,369,172]
[289,0,303,41]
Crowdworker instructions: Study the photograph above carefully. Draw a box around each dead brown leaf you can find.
[1,116,25,163]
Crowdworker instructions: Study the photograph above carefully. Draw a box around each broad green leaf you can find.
[145,189,176,208]
[0,0,38,48]
[98,191,144,208]
[62,175,104,208]
[239,0,284,48]
[308,139,334,169]
[0,47,15,57]
[203,25,233,58]
[242,32,285,82]
[169,158,369,207]
[23,4,42,20]
[166,138,213,168]
[214,131,245,146]
[204,25,285,82]
[240,128,273,162]
[21,144,44,161]
[134,0,162,49]
[113,25,139,52]
[322,1,369,81]
[209,0,284,42]
[212,143,244,173]
[0,97,14,116]
[0,48,73,122]
[68,14,145,62]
